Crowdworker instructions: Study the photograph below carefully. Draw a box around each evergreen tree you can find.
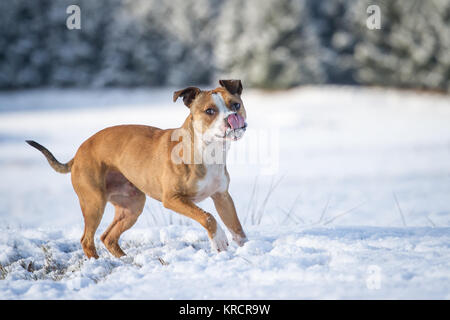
[214,0,327,88]
[0,0,449,91]
[350,0,450,92]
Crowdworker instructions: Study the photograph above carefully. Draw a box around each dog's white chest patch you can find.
[192,165,228,202]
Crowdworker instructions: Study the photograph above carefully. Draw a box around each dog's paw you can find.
[209,226,229,252]
[233,234,248,247]
[229,230,247,247]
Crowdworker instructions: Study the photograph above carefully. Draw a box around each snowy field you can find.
[0,86,449,299]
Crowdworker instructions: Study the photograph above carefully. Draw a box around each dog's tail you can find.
[26,140,73,174]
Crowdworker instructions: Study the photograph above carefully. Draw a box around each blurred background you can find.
[0,0,450,230]
[0,0,449,91]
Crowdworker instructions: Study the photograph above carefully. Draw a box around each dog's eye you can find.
[205,108,216,115]
[233,103,241,111]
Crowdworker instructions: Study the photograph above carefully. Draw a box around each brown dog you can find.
[27,80,248,259]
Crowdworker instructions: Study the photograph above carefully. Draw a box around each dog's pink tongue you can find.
[227,113,245,129]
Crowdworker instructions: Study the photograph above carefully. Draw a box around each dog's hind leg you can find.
[71,164,107,259]
[101,170,146,257]
[101,192,145,257]
[79,196,106,259]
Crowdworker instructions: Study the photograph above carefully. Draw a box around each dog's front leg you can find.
[162,194,228,252]
[211,191,247,247]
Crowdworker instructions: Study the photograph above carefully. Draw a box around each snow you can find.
[1,225,449,299]
[0,86,449,299]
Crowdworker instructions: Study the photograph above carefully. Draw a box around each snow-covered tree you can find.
[97,0,221,87]
[45,0,120,87]
[349,0,450,92]
[214,0,327,89]
[0,0,449,91]
[0,0,52,88]
[309,0,359,84]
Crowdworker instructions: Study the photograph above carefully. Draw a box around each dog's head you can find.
[173,80,247,142]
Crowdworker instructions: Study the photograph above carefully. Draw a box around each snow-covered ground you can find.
[0,86,449,299]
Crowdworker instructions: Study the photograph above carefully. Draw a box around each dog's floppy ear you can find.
[219,79,243,95]
[173,87,201,108]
